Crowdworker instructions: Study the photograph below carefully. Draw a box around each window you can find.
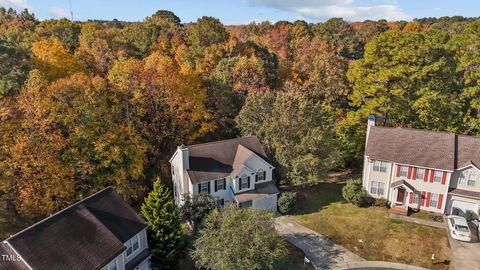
[215,179,225,191]
[467,172,476,186]
[106,260,117,270]
[459,171,467,185]
[373,161,388,172]
[239,175,249,190]
[256,169,266,181]
[370,181,384,195]
[413,192,420,204]
[433,171,442,182]
[171,165,175,175]
[400,166,408,177]
[239,200,252,208]
[416,168,425,180]
[124,235,140,258]
[429,193,439,207]
[200,182,209,193]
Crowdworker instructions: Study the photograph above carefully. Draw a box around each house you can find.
[363,115,480,218]
[169,136,279,211]
[0,187,151,270]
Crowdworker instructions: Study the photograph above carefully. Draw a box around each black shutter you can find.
[247,177,251,188]
[223,178,226,190]
[198,183,201,193]
[239,178,242,191]
[207,181,211,193]
[255,174,258,182]
[263,171,266,180]
[214,180,217,192]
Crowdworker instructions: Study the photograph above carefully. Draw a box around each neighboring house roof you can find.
[3,187,147,270]
[456,135,480,169]
[234,181,280,203]
[365,126,456,171]
[0,243,29,270]
[187,136,269,184]
[448,188,480,199]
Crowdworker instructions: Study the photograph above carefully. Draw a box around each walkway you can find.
[274,216,365,269]
[275,216,431,270]
[389,213,446,228]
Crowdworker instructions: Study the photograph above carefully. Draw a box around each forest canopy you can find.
[1,7,480,221]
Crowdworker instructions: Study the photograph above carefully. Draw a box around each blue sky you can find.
[1,0,479,24]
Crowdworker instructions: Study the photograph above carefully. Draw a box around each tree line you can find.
[1,7,480,221]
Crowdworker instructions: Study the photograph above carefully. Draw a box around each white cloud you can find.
[49,7,70,19]
[0,0,32,10]
[248,0,409,21]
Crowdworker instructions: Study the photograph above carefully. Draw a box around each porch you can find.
[388,180,415,216]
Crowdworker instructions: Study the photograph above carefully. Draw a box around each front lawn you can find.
[291,183,450,270]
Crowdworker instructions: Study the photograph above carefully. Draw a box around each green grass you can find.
[291,182,450,270]
[410,211,444,222]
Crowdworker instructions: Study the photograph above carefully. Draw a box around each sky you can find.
[1,0,479,24]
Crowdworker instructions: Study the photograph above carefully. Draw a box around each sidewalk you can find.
[389,213,446,228]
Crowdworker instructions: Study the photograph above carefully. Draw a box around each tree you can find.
[141,178,184,268]
[0,38,29,96]
[236,91,344,185]
[313,18,363,59]
[179,192,217,230]
[192,205,286,270]
[188,16,229,50]
[342,179,367,207]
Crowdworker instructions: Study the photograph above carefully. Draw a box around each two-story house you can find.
[0,187,151,270]
[363,115,480,218]
[169,136,279,211]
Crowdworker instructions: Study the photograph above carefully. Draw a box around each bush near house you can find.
[342,178,367,207]
[278,191,297,214]
[179,193,217,231]
[372,197,388,208]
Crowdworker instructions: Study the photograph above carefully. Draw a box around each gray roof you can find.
[391,180,415,192]
[456,135,480,169]
[186,136,269,184]
[234,181,280,203]
[365,126,456,170]
[449,188,480,199]
[4,187,146,270]
[0,243,29,270]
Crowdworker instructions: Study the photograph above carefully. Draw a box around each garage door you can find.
[451,200,478,218]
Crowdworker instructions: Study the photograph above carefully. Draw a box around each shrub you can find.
[373,197,388,208]
[466,210,475,222]
[342,178,367,207]
[452,207,460,216]
[179,192,218,230]
[277,191,297,214]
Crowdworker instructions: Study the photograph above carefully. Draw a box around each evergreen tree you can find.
[141,178,184,268]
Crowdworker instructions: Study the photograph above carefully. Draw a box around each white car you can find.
[447,215,471,242]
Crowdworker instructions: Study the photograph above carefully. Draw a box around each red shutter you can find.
[420,191,426,206]
[438,194,443,209]
[441,172,447,185]
[424,169,429,182]
[409,193,413,204]
[412,168,417,180]
[407,167,412,179]
[426,192,431,207]
[396,165,401,177]
[429,170,434,183]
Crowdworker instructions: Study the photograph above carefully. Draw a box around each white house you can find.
[363,115,480,218]
[0,187,151,270]
[169,136,279,211]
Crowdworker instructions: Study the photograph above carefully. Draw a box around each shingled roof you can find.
[365,126,480,171]
[3,187,146,270]
[186,136,269,184]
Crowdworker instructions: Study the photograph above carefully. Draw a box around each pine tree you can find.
[141,178,184,268]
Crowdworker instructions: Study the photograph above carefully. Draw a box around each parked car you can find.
[447,215,471,242]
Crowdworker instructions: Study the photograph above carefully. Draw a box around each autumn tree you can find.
[0,38,29,96]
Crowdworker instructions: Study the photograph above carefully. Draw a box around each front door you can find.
[396,188,405,204]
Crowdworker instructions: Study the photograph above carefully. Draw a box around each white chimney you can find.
[365,115,376,147]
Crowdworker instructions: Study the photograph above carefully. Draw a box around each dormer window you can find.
[256,169,266,182]
[467,172,476,186]
[239,174,249,190]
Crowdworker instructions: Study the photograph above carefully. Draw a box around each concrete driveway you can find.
[448,223,480,270]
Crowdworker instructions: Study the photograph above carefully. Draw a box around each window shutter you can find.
[409,193,413,204]
[424,169,429,182]
[247,177,251,188]
[239,178,242,191]
[198,183,201,193]
[223,178,226,190]
[441,172,447,185]
[426,192,431,207]
[396,165,400,177]
[255,174,258,182]
[263,171,266,180]
[420,191,426,206]
[407,167,412,179]
[207,182,211,193]
[437,194,443,209]
[214,180,218,192]
[429,170,434,183]
[412,168,417,180]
